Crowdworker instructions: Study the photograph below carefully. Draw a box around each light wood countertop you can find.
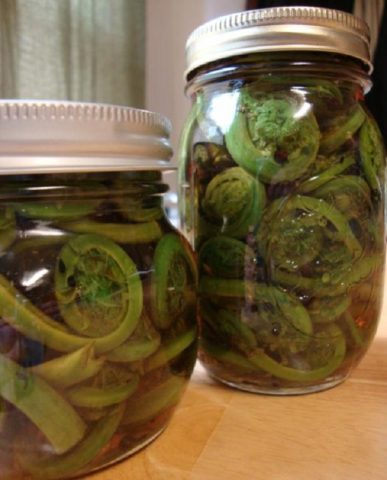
[89,337,387,480]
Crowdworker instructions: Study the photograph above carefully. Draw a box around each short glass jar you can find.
[0,101,197,479]
[178,7,385,395]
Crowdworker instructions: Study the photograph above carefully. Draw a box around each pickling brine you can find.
[179,7,385,394]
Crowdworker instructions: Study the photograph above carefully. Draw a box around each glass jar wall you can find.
[0,171,197,479]
[0,103,197,479]
[179,9,385,395]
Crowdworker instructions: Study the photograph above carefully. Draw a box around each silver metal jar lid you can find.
[185,6,372,78]
[0,100,173,175]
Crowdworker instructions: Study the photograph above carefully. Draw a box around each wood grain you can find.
[89,339,387,480]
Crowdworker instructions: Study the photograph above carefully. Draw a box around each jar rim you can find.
[185,6,372,78]
[0,100,173,175]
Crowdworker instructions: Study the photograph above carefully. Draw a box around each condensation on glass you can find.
[0,101,197,479]
[179,7,386,395]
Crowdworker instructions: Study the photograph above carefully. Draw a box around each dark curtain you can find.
[247,0,353,9]
[366,5,387,144]
[245,0,387,144]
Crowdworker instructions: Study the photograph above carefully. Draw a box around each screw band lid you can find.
[185,7,371,78]
[0,100,173,175]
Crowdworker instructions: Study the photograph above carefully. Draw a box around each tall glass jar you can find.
[0,101,197,479]
[178,7,385,395]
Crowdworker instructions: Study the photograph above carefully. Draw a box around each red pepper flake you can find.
[274,150,288,164]
[96,432,125,459]
[355,89,364,101]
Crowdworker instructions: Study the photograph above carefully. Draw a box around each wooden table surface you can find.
[89,338,387,480]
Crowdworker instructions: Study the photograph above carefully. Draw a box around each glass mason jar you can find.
[0,101,197,479]
[178,7,385,395]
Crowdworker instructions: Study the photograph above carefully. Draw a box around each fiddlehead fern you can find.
[319,104,366,154]
[193,142,236,182]
[58,219,163,244]
[14,201,97,221]
[200,166,266,238]
[359,115,386,192]
[150,233,197,330]
[55,234,142,338]
[199,236,256,279]
[225,90,320,183]
[201,325,346,383]
[22,403,126,480]
[200,278,312,345]
[258,194,363,282]
[298,151,355,194]
[107,314,161,363]
[30,344,105,388]
[199,278,346,383]
[122,375,185,426]
[312,175,374,247]
[0,354,86,454]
